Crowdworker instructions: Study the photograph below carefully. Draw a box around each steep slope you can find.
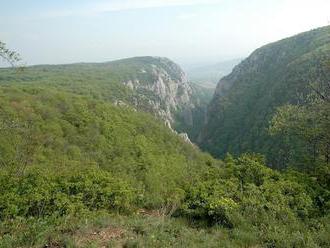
[1,47,330,248]
[105,56,194,126]
[0,57,205,137]
[199,25,330,167]
[174,82,214,140]
[0,84,213,206]
[1,84,330,248]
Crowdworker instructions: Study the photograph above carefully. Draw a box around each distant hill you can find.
[184,58,242,87]
[199,25,330,167]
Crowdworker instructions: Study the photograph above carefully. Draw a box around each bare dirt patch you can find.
[75,226,126,247]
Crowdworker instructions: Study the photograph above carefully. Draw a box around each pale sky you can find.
[1,0,330,66]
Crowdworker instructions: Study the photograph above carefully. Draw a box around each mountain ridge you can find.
[0,56,213,142]
[199,25,330,167]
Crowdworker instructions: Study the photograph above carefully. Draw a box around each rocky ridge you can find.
[119,57,194,126]
[113,56,195,142]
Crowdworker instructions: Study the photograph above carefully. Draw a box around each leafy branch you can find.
[0,41,22,67]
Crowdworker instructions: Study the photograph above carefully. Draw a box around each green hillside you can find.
[0,57,181,113]
[0,86,329,247]
[0,56,212,141]
[200,25,330,168]
[0,84,213,206]
[0,39,329,247]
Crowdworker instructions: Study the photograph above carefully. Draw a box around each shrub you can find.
[181,179,240,228]
[0,168,136,220]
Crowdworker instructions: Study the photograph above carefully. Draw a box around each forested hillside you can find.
[200,25,330,168]
[0,56,211,140]
[0,27,329,247]
[0,85,329,247]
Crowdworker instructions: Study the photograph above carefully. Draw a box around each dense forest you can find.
[0,56,212,142]
[200,25,330,169]
[0,26,329,247]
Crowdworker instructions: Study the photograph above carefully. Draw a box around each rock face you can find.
[111,56,194,128]
[88,56,213,144]
[178,133,193,145]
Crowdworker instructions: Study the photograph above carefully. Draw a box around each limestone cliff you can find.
[106,56,195,131]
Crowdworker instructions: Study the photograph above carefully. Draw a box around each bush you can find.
[181,179,240,228]
[0,168,136,220]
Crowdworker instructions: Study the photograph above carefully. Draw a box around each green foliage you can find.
[182,179,239,228]
[0,56,213,145]
[0,41,21,67]
[0,167,135,220]
[0,85,214,219]
[0,82,327,245]
[234,153,273,186]
[0,39,329,247]
[200,25,330,169]
[270,96,330,168]
[180,153,330,246]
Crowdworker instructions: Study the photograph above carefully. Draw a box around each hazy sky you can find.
[1,0,330,66]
